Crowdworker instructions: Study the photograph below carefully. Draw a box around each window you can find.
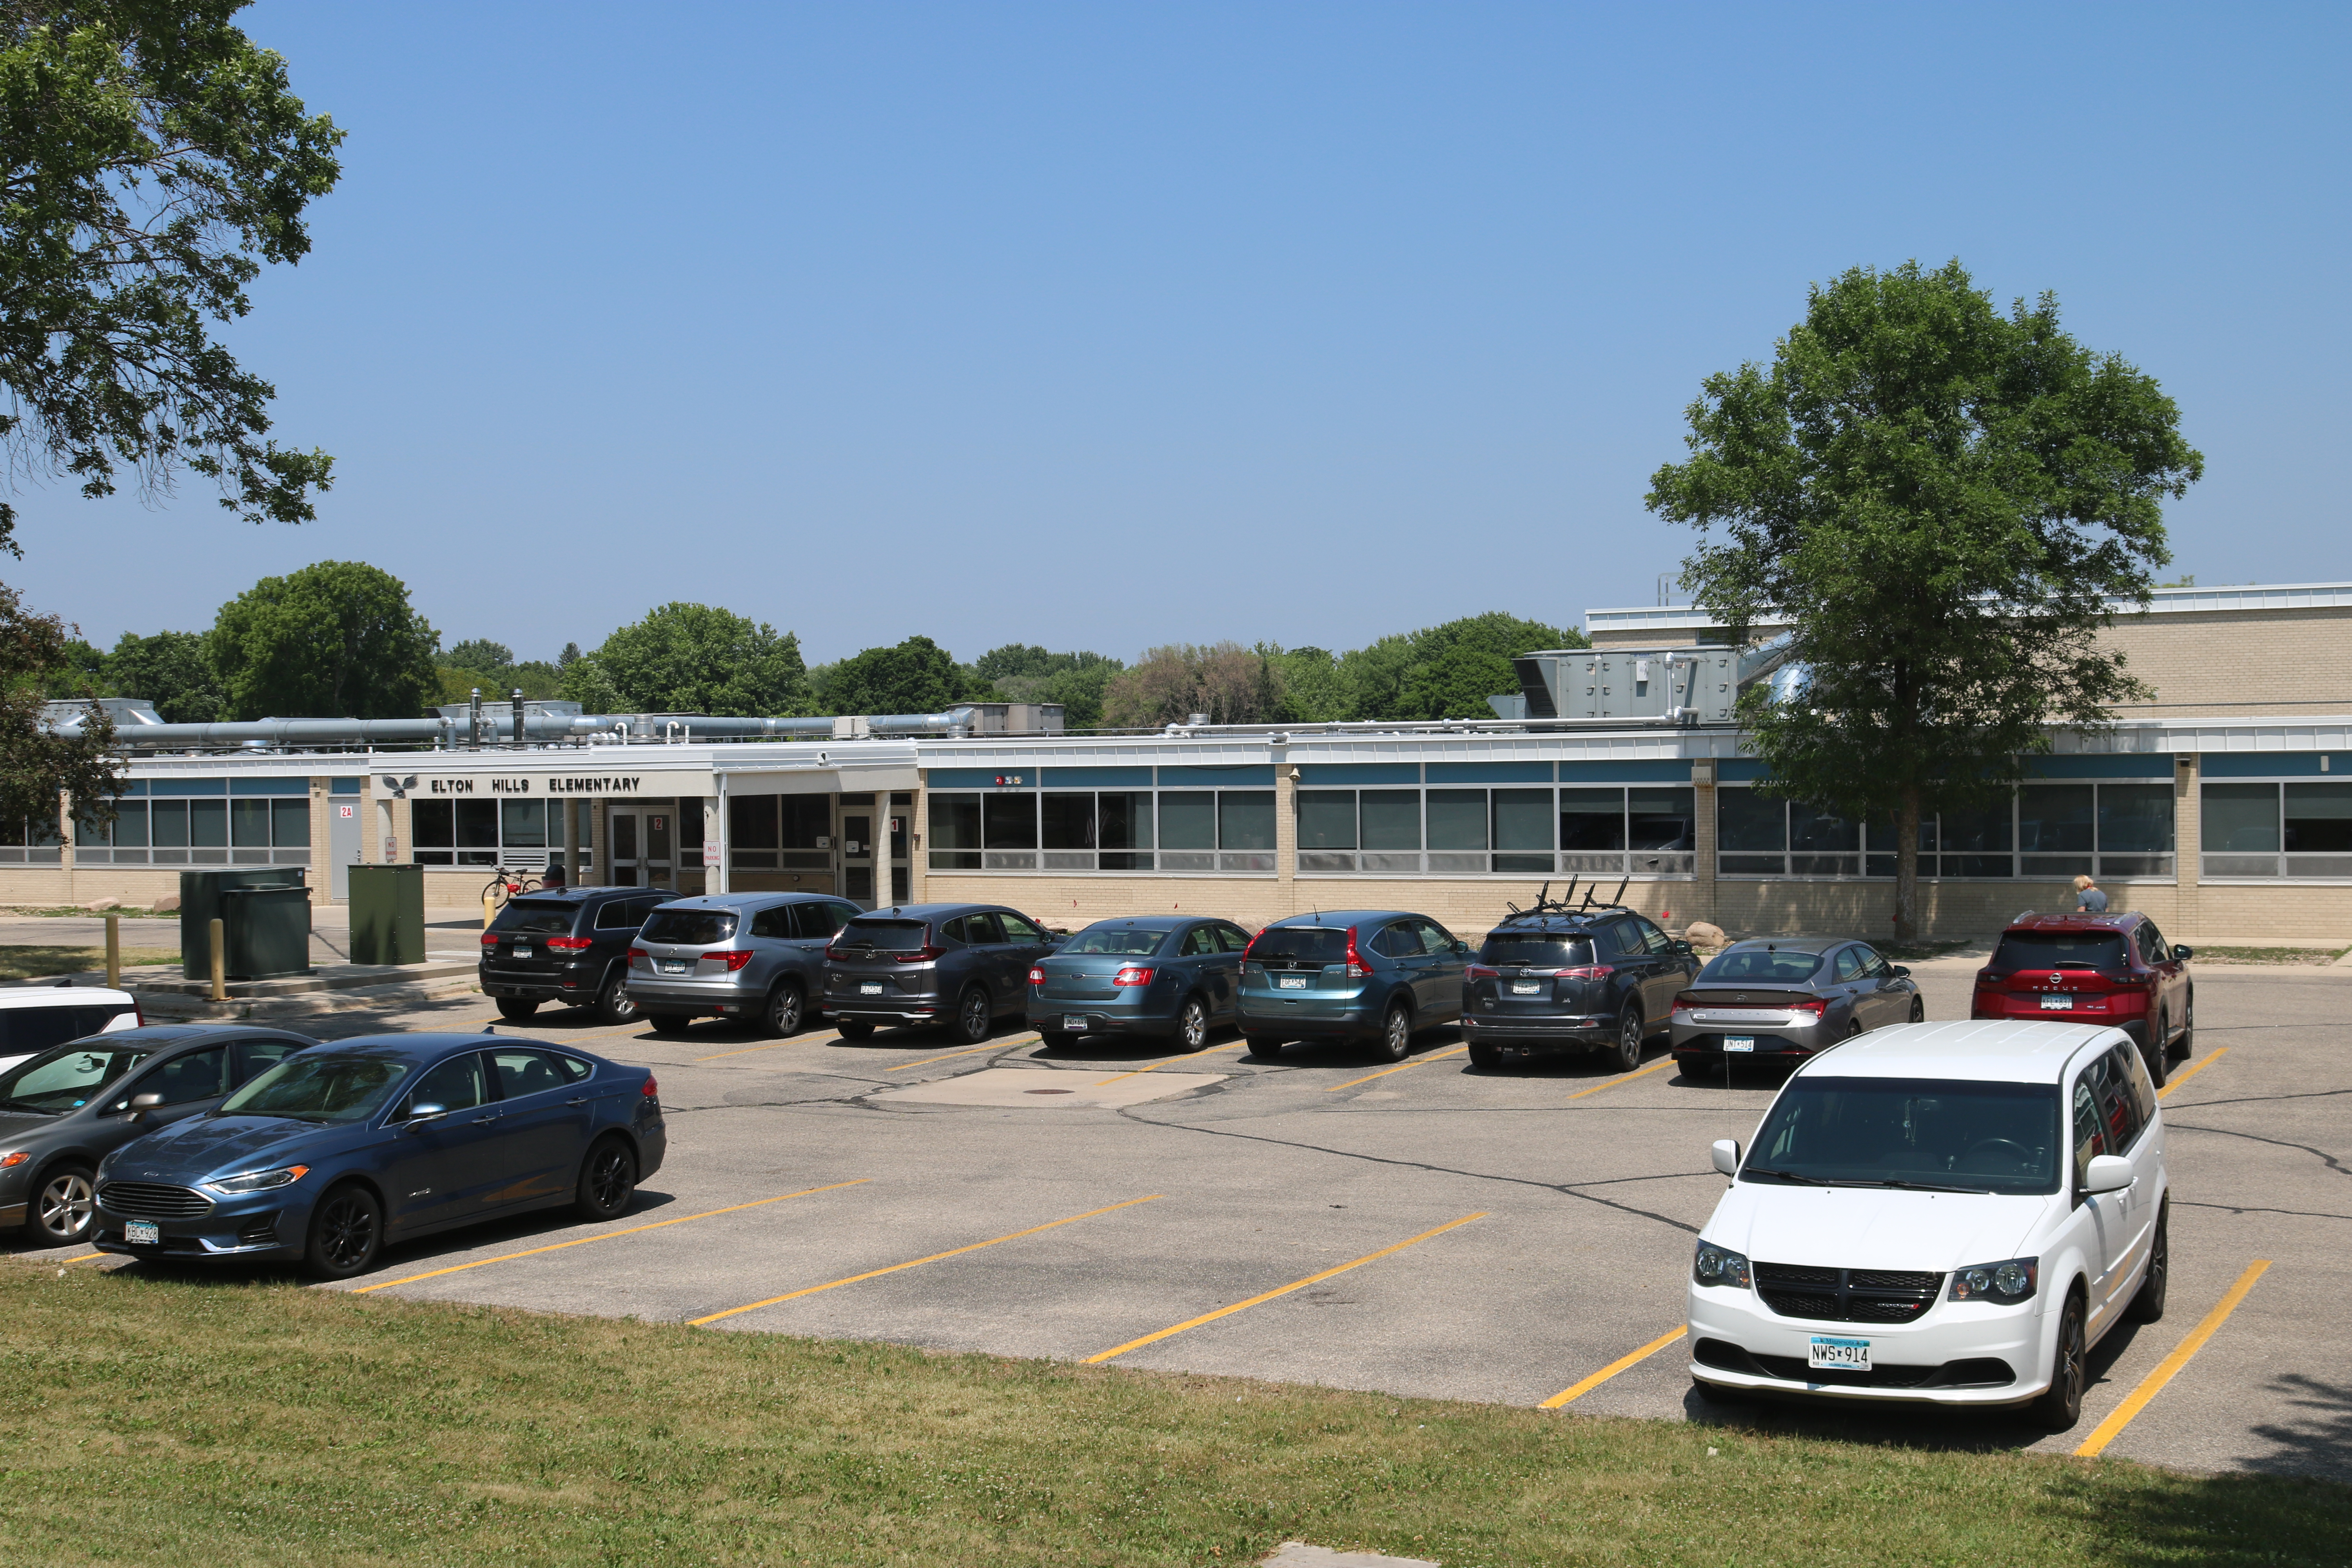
[404,1052,487,1114]
[929,795,982,870]
[593,897,660,931]
[1831,947,1865,982]
[1375,922,1421,958]
[488,1048,570,1100]
[1296,785,1692,878]
[749,905,794,939]
[999,913,1045,944]
[0,1004,136,1057]
[79,779,310,866]
[793,902,856,939]
[1719,783,2173,881]
[1179,926,1217,957]
[1492,789,1553,875]
[0,809,63,864]
[2203,780,2352,880]
[233,1038,305,1083]
[138,1046,227,1106]
[1215,924,1252,953]
[414,797,592,869]
[2136,920,2170,965]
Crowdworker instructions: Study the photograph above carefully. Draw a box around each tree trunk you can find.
[1893,784,1922,946]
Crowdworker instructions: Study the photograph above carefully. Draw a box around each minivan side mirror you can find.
[2082,1154,2135,1195]
[1710,1139,1741,1177]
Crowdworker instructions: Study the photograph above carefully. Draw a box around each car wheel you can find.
[2143,1014,2170,1088]
[1037,1031,1073,1051]
[1467,1042,1502,1070]
[2031,1291,2088,1432]
[573,1136,637,1221]
[835,1020,877,1040]
[643,1013,693,1035]
[763,981,805,1039]
[1613,1006,1643,1072]
[1909,997,1926,1024]
[2170,991,2194,1061]
[2127,1200,2170,1324]
[1374,1002,1412,1062]
[952,986,992,1045]
[27,1162,95,1247]
[593,971,637,1026]
[496,997,539,1022]
[1245,1035,1284,1060]
[303,1184,383,1281]
[1175,997,1209,1051]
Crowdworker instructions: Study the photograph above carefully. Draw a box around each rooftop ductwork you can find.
[54,705,984,750]
[1488,639,1800,725]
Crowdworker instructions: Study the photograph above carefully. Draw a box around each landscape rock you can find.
[152,893,180,913]
[1683,920,1728,949]
[85,897,121,911]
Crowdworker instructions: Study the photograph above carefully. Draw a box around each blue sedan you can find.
[1027,916,1252,1051]
[90,1033,666,1280]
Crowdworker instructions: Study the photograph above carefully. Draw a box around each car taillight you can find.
[628,946,648,963]
[641,1075,659,1098]
[1789,998,1829,1017]
[1027,965,1046,986]
[1558,965,1616,980]
[547,935,592,951]
[1113,965,1156,987]
[1463,964,1499,980]
[1242,930,1262,962]
[711,950,754,971]
[893,945,946,964]
[1344,927,1370,980]
[480,931,499,947]
[1671,995,1699,1013]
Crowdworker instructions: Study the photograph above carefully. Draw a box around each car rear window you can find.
[1479,933,1596,967]
[492,899,577,937]
[1993,931,2127,972]
[1697,948,1824,984]
[0,1004,136,1058]
[1249,926,1349,965]
[641,910,738,946]
[1065,926,1167,956]
[834,918,930,953]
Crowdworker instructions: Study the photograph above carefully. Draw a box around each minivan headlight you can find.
[1949,1257,2037,1304]
[1693,1240,1752,1289]
[204,1164,310,1195]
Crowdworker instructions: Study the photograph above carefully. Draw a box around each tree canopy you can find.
[970,643,1123,728]
[104,627,224,721]
[1647,259,2202,937]
[0,0,341,548]
[1100,642,1283,728]
[0,581,118,825]
[561,603,811,717]
[205,560,439,719]
[815,635,977,719]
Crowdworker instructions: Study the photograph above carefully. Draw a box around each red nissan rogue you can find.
[1971,911,2195,1084]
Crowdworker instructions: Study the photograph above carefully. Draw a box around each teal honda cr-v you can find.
[1238,909,1470,1063]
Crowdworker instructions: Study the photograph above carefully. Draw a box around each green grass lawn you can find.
[0,943,180,980]
[2188,945,2351,965]
[0,1263,2343,1566]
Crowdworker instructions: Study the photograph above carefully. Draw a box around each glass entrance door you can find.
[607,806,675,889]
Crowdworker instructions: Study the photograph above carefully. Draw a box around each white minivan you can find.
[1686,1020,2168,1431]
[0,985,142,1073]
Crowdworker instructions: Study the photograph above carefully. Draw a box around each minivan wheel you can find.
[303,1184,383,1281]
[1375,1002,1412,1063]
[29,1163,94,1246]
[2143,1015,2170,1088]
[1175,997,1209,1051]
[496,997,538,1022]
[2032,1292,2088,1432]
[2127,1200,2170,1324]
[952,986,992,1045]
[593,971,637,1026]
[763,981,805,1038]
[574,1136,637,1221]
[1613,1006,1644,1072]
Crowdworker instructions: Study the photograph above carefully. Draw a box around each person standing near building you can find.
[2073,873,2108,913]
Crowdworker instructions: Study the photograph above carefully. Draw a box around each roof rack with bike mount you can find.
[1499,876,1633,920]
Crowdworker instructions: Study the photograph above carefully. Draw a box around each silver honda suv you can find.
[627,892,862,1036]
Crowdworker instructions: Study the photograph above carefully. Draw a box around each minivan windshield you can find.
[0,1041,155,1115]
[1064,926,1168,956]
[1743,1077,2062,1195]
[1251,927,1349,965]
[1699,947,1824,984]
[833,919,929,953]
[641,910,738,946]
[1479,933,1595,967]
[1993,931,2127,972]
[492,899,577,936]
[220,1054,413,1125]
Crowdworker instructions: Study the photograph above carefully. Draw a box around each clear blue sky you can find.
[10,2,2347,668]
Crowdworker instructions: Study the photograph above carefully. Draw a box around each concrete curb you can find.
[134,975,480,1022]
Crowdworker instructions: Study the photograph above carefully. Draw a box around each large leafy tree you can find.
[971,642,1123,728]
[0,582,118,828]
[104,626,223,720]
[1100,642,1282,728]
[817,635,976,719]
[206,560,438,719]
[0,0,341,545]
[564,603,811,717]
[1647,260,2203,940]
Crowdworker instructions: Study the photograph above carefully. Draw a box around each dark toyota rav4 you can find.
[479,886,674,1024]
[1459,901,1697,1071]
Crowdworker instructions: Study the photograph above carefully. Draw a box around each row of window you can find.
[2199,782,2352,878]
[929,789,1281,873]
[1719,783,2178,881]
[414,799,595,868]
[73,797,311,866]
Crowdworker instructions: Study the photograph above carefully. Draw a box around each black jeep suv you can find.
[1460,902,1698,1071]
[479,885,675,1024]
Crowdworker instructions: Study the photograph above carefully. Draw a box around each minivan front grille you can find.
[1754,1262,1942,1323]
[99,1181,213,1220]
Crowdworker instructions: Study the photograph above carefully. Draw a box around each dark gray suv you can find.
[628,893,863,1036]
[822,903,1062,1043]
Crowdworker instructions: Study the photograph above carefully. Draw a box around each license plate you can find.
[659,960,689,974]
[2040,994,2075,1010]
[860,982,884,996]
[1063,1016,1089,1031]
[512,945,533,959]
[1276,976,1309,990]
[1510,981,1543,995]
[1809,1335,1871,1370]
[125,1220,160,1246]
[1724,1036,1756,1052]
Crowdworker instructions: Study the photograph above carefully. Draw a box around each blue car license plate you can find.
[125,1220,160,1246]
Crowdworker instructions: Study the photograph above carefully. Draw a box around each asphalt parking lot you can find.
[26,956,2350,1481]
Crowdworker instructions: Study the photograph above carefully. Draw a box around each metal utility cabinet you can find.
[346,864,427,967]
[179,867,312,982]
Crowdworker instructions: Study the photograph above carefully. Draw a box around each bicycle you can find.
[479,866,543,925]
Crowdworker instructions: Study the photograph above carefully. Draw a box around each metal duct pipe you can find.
[96,705,978,748]
[107,716,462,748]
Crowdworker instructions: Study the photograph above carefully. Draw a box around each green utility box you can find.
[180,867,312,982]
[347,864,428,967]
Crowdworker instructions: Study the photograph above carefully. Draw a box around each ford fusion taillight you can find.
[1027,965,1046,986]
[1344,927,1370,980]
[547,935,592,951]
[1463,964,1499,980]
[1113,965,1156,987]
[711,949,754,971]
[641,1075,659,1098]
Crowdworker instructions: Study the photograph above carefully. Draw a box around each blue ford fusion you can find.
[91,1033,666,1279]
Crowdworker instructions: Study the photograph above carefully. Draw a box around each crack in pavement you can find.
[2176,1199,2352,1223]
[2163,1087,2352,1111]
[2165,1122,2350,1180]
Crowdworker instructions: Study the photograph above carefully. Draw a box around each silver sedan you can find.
[1667,938,1922,1075]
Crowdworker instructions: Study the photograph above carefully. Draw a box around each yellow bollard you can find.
[104,912,120,989]
[484,891,498,931]
[209,916,227,1002]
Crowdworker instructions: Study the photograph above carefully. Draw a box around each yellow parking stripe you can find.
[1539,1327,1686,1408]
[1096,1040,1250,1086]
[1565,1054,1677,1102]
[1083,1212,1486,1364]
[349,1181,868,1294]
[885,1035,1040,1071]
[1327,1044,1468,1093]
[2074,1259,2271,1458]
[693,1031,845,1062]
[2157,1047,2228,1100]
[689,1195,1160,1326]
[62,1252,106,1265]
